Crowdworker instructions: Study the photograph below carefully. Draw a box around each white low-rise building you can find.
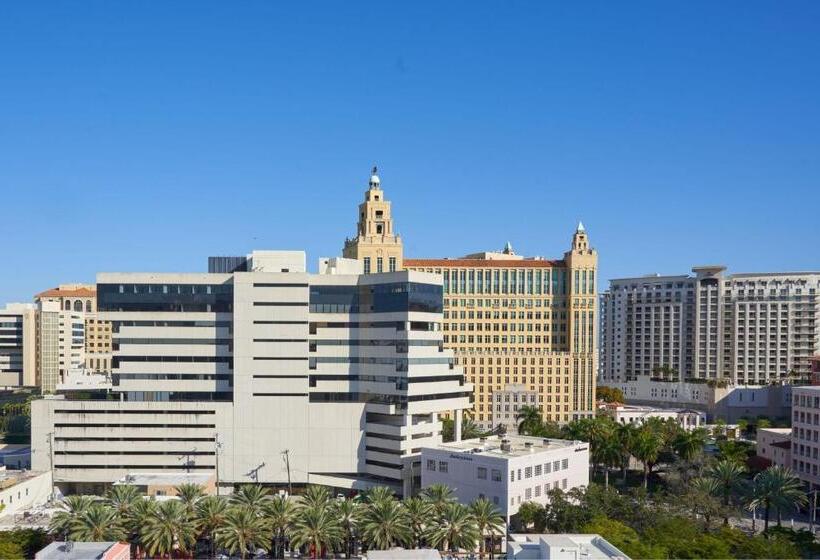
[508,533,630,560]
[421,435,589,524]
[0,470,52,518]
[600,403,706,430]
[756,427,792,467]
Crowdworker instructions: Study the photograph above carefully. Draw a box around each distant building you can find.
[0,444,31,469]
[35,285,112,378]
[789,386,820,487]
[600,268,820,389]
[756,427,792,468]
[508,533,630,560]
[421,435,589,524]
[599,403,706,431]
[34,300,85,394]
[0,470,51,518]
[0,303,37,388]
[35,542,130,560]
[113,472,215,498]
[492,384,539,433]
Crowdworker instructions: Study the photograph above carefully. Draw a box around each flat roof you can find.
[509,533,630,560]
[36,541,122,560]
[366,549,441,560]
[425,435,583,459]
[405,258,564,268]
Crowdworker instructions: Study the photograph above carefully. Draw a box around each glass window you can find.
[426,460,436,471]
[363,257,371,274]
[477,467,487,479]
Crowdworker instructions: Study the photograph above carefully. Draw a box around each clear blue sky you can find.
[1,2,818,303]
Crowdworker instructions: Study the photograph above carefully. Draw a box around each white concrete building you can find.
[600,268,820,389]
[0,470,52,518]
[492,384,539,433]
[421,434,589,524]
[756,427,792,468]
[508,533,630,560]
[600,404,706,430]
[0,303,37,388]
[32,251,471,496]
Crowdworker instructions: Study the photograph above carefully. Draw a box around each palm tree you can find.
[69,503,126,542]
[105,484,141,518]
[365,485,395,505]
[49,495,95,538]
[427,502,480,553]
[265,494,296,559]
[299,485,333,511]
[196,495,228,558]
[748,466,808,531]
[361,497,412,550]
[592,436,623,489]
[690,477,722,527]
[141,499,197,558]
[462,416,484,439]
[333,498,361,558]
[615,423,637,483]
[289,504,344,559]
[421,483,456,514]
[673,428,707,464]
[631,428,663,489]
[124,496,157,557]
[174,482,206,519]
[231,484,271,515]
[217,506,271,560]
[402,497,433,549]
[707,459,746,525]
[516,405,543,436]
[469,498,504,558]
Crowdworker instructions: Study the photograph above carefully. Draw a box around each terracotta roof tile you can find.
[35,287,96,299]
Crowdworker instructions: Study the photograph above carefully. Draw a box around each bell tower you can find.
[342,166,404,273]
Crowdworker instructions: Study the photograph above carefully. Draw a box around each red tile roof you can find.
[35,287,96,299]
[405,258,564,268]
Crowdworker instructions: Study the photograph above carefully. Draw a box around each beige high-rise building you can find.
[34,284,113,388]
[342,166,403,274]
[342,167,598,426]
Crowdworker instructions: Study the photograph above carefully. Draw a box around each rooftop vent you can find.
[500,439,512,453]
[479,437,487,443]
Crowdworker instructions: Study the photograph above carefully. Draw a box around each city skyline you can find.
[2,2,819,303]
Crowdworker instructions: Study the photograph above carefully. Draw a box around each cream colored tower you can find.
[342,166,403,273]
[563,222,598,418]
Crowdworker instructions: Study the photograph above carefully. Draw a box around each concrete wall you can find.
[0,471,52,518]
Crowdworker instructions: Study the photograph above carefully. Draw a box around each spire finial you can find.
[577,221,585,233]
[372,165,378,175]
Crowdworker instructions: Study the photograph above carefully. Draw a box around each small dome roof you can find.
[369,165,380,186]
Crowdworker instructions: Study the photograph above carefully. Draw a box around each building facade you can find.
[35,285,113,376]
[600,268,820,386]
[0,304,37,388]
[491,384,539,434]
[339,168,598,427]
[342,167,403,274]
[35,301,86,394]
[789,386,820,487]
[755,427,792,468]
[420,434,589,524]
[32,251,470,496]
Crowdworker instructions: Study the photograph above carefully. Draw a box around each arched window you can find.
[64,300,71,311]
[73,300,83,312]
[85,301,92,312]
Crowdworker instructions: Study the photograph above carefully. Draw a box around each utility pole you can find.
[810,489,818,533]
[214,434,222,497]
[282,449,292,496]
[47,432,55,501]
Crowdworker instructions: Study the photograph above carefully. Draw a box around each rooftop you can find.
[405,258,564,268]
[0,469,46,491]
[35,541,127,560]
[366,549,441,560]
[426,434,584,459]
[508,533,630,560]
[35,285,96,299]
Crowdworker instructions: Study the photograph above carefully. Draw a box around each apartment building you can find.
[421,434,589,524]
[600,267,820,392]
[35,301,86,394]
[789,386,820,487]
[32,251,470,496]
[341,167,598,427]
[35,285,112,375]
[0,303,37,388]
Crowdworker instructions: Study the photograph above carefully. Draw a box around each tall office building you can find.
[35,285,113,376]
[342,167,403,274]
[35,301,86,393]
[341,167,598,426]
[0,303,37,388]
[32,251,470,496]
[600,267,820,387]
